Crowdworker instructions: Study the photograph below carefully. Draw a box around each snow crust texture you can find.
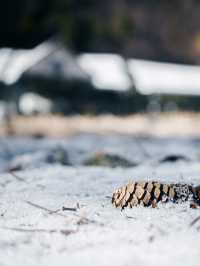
[0,134,200,266]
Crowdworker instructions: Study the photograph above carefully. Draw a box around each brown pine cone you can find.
[112,181,199,209]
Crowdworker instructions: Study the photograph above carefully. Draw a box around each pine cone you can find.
[112,181,199,209]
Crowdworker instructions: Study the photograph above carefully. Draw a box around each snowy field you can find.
[1,133,200,266]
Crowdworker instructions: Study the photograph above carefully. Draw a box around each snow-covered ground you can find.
[1,134,200,266]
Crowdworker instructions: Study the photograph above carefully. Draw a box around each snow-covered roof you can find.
[1,42,200,96]
[77,53,132,91]
[0,42,54,85]
[25,45,88,82]
[128,59,200,96]
[0,42,88,85]
[77,53,200,95]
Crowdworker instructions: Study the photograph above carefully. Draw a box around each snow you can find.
[19,93,53,115]
[77,53,132,91]
[77,53,200,95]
[0,134,200,266]
[0,42,54,85]
[128,59,200,95]
[0,41,88,86]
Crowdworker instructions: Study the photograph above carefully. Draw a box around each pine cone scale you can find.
[112,181,200,209]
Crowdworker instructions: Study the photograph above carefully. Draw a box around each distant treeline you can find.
[1,0,200,64]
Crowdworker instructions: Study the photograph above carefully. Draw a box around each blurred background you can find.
[2,2,200,262]
[1,0,200,137]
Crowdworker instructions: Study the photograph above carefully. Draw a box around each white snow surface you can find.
[1,134,200,266]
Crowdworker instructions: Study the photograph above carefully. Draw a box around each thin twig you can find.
[1,210,6,217]
[125,215,136,220]
[76,217,101,226]
[1,226,77,235]
[189,216,200,227]
[9,171,27,183]
[25,201,102,225]
[25,200,67,217]
[62,206,77,212]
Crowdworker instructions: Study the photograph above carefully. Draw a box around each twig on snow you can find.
[189,216,200,227]
[62,206,77,212]
[9,171,27,183]
[1,226,77,236]
[25,200,67,217]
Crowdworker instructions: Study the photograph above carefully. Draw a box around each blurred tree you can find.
[50,0,134,53]
[1,0,200,63]
[0,0,54,48]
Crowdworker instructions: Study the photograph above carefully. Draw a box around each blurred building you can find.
[128,59,200,96]
[1,40,200,114]
[0,41,139,114]
[0,41,92,114]
[0,41,89,86]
